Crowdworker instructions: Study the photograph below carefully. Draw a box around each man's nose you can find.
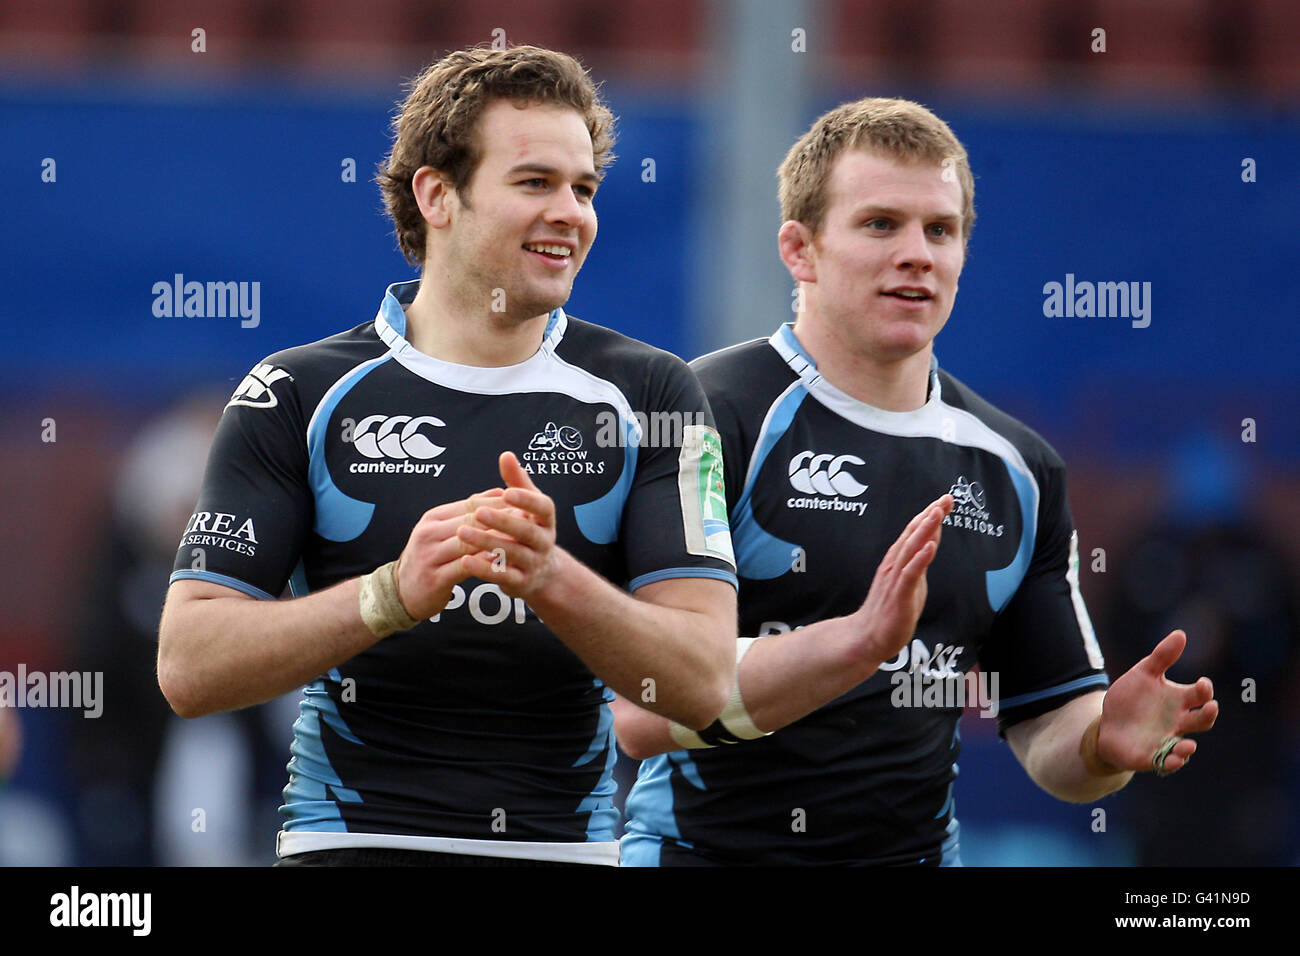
[546,186,586,226]
[894,222,934,271]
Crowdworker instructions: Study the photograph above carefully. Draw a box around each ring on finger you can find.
[1152,736,1182,777]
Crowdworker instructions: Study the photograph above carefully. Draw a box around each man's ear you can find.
[413,166,455,229]
[778,220,817,284]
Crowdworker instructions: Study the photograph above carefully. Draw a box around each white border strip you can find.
[278,830,619,866]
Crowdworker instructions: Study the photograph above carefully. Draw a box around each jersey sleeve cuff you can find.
[169,569,278,600]
[628,566,739,593]
[995,673,1110,735]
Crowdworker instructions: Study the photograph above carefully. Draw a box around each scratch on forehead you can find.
[501,115,598,179]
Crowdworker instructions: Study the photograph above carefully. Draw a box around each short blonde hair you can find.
[778,97,975,244]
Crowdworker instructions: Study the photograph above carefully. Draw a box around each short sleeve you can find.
[169,361,314,599]
[619,355,738,593]
[979,455,1110,734]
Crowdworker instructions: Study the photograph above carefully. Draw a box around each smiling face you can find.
[434,99,599,323]
[789,148,966,365]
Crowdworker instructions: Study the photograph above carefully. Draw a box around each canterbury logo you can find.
[788,451,868,498]
[353,415,446,460]
[226,364,292,409]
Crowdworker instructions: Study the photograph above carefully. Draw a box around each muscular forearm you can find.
[1009,691,1133,803]
[161,498,498,718]
[614,496,951,757]
[524,549,733,729]
[158,578,381,718]
[613,614,892,758]
[611,617,882,759]
[737,616,886,732]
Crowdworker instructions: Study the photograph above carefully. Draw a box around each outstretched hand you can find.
[850,494,953,669]
[1097,630,1218,774]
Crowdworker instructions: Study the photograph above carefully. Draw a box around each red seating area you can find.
[0,0,1293,94]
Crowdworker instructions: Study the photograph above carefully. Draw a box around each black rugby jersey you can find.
[170,279,736,860]
[623,324,1108,866]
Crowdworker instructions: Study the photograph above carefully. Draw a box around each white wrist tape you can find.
[668,637,772,750]
[359,560,419,638]
[668,721,710,751]
[719,637,767,738]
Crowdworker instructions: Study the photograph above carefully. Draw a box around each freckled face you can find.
[806,149,965,362]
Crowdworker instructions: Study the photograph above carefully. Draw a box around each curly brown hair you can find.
[778,97,975,247]
[377,45,617,267]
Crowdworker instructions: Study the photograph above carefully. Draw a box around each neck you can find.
[403,277,548,367]
[791,313,932,411]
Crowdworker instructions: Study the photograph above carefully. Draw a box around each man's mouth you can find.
[523,242,573,261]
[883,288,932,301]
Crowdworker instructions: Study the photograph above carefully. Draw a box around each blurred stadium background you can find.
[1,0,1297,866]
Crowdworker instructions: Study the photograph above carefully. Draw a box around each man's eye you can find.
[928,223,949,237]
[866,218,891,230]
[521,178,547,188]
[575,186,595,201]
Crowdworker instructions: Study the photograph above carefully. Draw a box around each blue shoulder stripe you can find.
[998,674,1110,711]
[169,569,275,600]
